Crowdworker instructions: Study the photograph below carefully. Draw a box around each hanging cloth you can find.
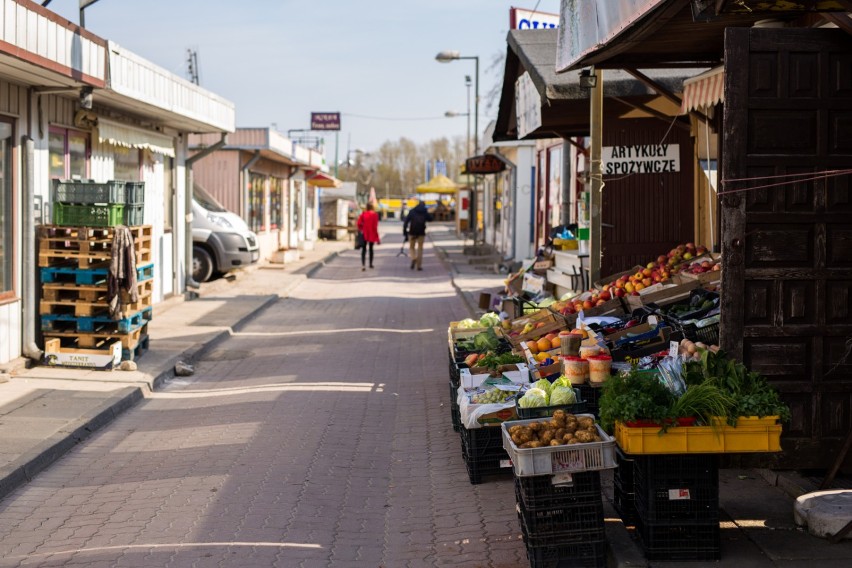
[108,226,139,319]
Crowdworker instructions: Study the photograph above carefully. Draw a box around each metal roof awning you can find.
[97,119,175,157]
[305,171,342,188]
[681,66,725,113]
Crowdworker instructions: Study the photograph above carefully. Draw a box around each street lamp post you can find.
[436,50,479,245]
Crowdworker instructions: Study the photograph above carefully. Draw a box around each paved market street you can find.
[0,228,526,568]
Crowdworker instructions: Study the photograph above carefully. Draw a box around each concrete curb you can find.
[150,294,279,389]
[0,386,143,502]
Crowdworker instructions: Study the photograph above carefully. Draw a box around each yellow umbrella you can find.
[415,174,460,195]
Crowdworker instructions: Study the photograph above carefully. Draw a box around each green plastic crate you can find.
[53,202,125,227]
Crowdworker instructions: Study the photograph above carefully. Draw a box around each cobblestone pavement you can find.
[0,230,525,568]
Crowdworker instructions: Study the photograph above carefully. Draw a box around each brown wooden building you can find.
[557,0,852,470]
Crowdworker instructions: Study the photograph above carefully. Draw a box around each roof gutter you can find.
[184,133,227,292]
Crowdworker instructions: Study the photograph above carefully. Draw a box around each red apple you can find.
[599,291,612,301]
[657,255,667,264]
[642,277,653,287]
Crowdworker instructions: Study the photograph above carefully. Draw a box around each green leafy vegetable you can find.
[518,388,549,408]
[550,386,577,406]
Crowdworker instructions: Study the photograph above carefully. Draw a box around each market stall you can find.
[445,262,786,564]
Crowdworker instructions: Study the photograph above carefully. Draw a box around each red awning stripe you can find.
[681,66,725,114]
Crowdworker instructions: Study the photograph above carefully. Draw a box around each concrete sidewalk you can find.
[0,238,352,501]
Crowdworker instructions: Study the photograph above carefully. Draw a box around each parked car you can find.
[192,183,259,282]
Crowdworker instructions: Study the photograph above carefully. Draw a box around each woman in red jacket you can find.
[356,202,381,271]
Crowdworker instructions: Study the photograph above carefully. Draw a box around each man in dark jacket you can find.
[403,201,433,270]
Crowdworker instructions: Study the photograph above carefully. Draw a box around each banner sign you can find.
[466,154,507,175]
[310,112,341,131]
[603,144,680,175]
[510,7,560,29]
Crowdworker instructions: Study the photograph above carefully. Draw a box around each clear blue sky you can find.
[46,0,561,161]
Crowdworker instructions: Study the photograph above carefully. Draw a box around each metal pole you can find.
[466,79,471,156]
[473,56,480,245]
[334,131,339,178]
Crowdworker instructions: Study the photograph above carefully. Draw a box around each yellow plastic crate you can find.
[614,418,782,454]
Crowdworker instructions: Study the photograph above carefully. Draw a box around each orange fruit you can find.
[550,337,561,349]
[528,341,539,354]
[536,338,552,353]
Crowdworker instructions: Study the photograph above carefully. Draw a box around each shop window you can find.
[0,118,13,301]
[249,173,265,233]
[113,146,141,182]
[270,176,284,230]
[49,127,89,180]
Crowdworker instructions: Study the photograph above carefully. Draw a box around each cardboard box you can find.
[534,259,554,271]
[522,272,547,295]
[460,365,530,389]
[624,279,700,311]
[43,338,121,371]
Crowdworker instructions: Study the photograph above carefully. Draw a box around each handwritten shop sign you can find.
[603,144,680,175]
[310,112,341,131]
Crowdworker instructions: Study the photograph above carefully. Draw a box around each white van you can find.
[192,184,260,282]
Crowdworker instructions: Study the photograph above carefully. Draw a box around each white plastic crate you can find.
[501,415,617,477]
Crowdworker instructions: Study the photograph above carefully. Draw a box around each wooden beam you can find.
[822,12,852,34]
[622,67,713,127]
[589,69,604,286]
[610,97,692,131]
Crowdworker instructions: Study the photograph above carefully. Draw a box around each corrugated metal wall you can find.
[600,117,694,277]
[192,150,240,214]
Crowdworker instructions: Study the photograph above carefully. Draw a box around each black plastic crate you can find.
[524,534,607,568]
[577,384,603,418]
[516,495,604,541]
[449,380,461,432]
[516,389,588,419]
[635,517,720,562]
[460,425,511,484]
[613,477,637,526]
[633,454,719,523]
[514,471,602,512]
[614,446,635,490]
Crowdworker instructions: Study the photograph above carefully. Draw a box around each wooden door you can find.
[601,117,695,277]
[722,27,852,469]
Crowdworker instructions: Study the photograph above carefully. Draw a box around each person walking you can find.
[357,202,381,271]
[403,200,433,271]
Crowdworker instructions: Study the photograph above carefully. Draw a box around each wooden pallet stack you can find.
[39,180,152,368]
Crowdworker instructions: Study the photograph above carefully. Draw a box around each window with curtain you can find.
[113,146,141,182]
[249,173,265,233]
[0,118,13,300]
[48,127,89,180]
[270,176,284,230]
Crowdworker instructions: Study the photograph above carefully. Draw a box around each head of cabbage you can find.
[479,312,501,328]
[518,388,549,408]
[550,386,577,406]
[532,379,552,395]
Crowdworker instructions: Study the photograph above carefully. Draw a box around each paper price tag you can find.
[647,315,659,326]
[669,341,679,359]
[668,488,691,500]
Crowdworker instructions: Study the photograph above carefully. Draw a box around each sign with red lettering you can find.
[465,154,506,175]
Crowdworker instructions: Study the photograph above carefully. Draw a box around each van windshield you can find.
[193,183,227,213]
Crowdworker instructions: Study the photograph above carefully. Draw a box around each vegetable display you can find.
[549,386,578,406]
[517,388,549,408]
[507,411,602,448]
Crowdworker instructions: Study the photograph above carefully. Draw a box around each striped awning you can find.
[681,66,725,114]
